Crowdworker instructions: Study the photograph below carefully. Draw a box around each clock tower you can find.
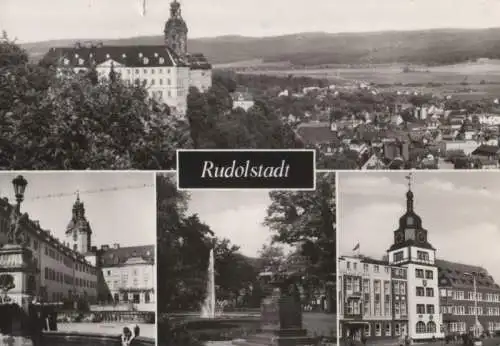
[387,175,443,341]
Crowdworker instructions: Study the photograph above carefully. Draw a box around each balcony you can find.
[346,291,362,299]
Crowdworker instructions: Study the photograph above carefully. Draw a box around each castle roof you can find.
[100,245,154,267]
[45,45,188,68]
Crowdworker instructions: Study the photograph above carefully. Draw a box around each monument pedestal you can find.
[233,287,319,346]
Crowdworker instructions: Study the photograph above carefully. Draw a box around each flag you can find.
[352,243,360,251]
[139,0,147,16]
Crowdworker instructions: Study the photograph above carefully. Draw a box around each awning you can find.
[342,321,370,326]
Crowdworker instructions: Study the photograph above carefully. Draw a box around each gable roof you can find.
[436,259,500,290]
[295,122,338,145]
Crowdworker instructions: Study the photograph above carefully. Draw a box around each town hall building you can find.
[338,177,500,342]
[44,0,212,116]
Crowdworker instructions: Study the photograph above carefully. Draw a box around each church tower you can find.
[164,0,188,58]
[387,175,443,341]
[65,193,92,254]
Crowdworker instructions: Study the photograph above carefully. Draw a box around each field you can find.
[238,61,500,98]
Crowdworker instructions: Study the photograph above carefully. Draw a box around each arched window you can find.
[427,321,436,333]
[416,321,426,333]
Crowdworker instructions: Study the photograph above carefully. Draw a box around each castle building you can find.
[0,190,154,312]
[0,196,98,306]
[44,0,212,116]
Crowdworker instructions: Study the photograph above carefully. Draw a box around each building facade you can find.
[98,244,155,312]
[338,255,408,341]
[339,179,500,341]
[437,259,500,336]
[45,0,212,116]
[0,196,98,306]
[0,191,155,313]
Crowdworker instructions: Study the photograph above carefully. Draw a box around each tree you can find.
[214,238,257,302]
[264,173,335,283]
[257,244,286,273]
[0,38,188,169]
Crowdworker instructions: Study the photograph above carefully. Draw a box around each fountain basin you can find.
[44,331,155,346]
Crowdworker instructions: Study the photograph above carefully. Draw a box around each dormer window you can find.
[105,54,110,59]
[154,53,158,57]
[159,57,165,64]
[143,57,149,64]
[122,53,126,58]
[139,52,143,58]
[75,54,79,58]
[78,58,84,65]
[63,58,69,65]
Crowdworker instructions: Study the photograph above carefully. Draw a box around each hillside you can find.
[21,28,500,66]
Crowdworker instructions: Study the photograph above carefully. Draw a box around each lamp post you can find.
[12,175,27,214]
[464,272,480,337]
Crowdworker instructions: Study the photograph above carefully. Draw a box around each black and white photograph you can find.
[338,171,500,346]
[157,172,335,346]
[0,172,156,346]
[5,1,500,169]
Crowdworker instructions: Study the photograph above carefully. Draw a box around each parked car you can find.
[473,337,483,346]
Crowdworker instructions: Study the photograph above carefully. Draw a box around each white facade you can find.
[388,246,443,340]
[102,257,155,311]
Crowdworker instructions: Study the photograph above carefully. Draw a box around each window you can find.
[417,304,425,314]
[416,322,426,333]
[427,321,436,333]
[374,265,380,273]
[353,263,357,270]
[395,323,401,336]
[143,69,148,74]
[417,251,429,261]
[375,323,381,336]
[416,287,425,296]
[426,305,435,314]
[393,251,404,262]
[425,270,433,279]
[385,323,391,336]
[344,261,349,270]
[440,289,447,297]
[426,288,434,297]
[415,269,424,278]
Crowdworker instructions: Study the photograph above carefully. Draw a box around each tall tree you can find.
[264,173,336,282]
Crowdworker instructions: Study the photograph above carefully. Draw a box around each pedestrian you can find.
[121,324,139,346]
[361,333,367,346]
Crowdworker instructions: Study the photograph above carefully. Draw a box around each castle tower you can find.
[164,0,188,58]
[387,175,443,341]
[65,193,92,254]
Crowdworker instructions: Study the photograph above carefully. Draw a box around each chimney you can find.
[113,243,120,249]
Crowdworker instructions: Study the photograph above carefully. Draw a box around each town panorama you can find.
[2,0,500,169]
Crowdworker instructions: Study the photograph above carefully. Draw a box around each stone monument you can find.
[234,276,319,346]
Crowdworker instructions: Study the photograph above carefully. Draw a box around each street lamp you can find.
[464,272,481,337]
[12,175,27,213]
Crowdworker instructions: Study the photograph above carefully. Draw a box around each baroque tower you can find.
[387,175,443,341]
[65,193,92,254]
[164,0,188,58]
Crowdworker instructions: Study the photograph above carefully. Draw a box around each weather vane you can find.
[405,172,413,191]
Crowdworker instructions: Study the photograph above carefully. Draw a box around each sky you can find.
[2,0,500,43]
[0,172,156,248]
[187,190,275,257]
[339,171,500,284]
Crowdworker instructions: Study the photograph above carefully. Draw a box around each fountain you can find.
[201,249,216,319]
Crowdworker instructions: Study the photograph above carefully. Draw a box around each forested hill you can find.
[21,27,500,66]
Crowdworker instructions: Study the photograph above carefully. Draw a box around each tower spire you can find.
[405,173,414,212]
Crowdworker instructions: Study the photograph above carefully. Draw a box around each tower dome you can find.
[164,0,188,58]
[65,193,92,253]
